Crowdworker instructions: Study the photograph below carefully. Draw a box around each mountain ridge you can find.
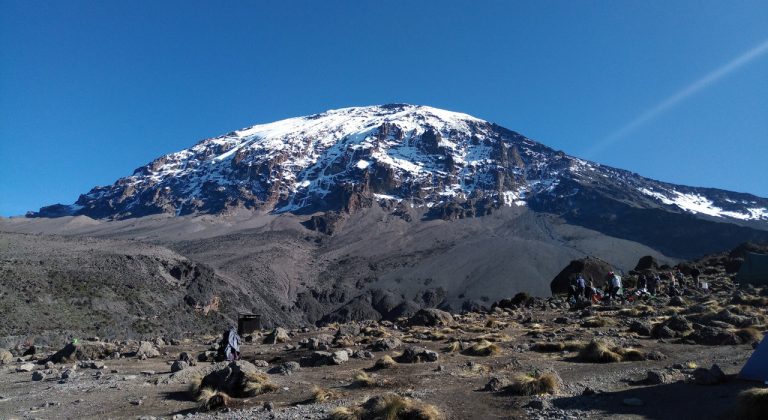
[29,104,768,227]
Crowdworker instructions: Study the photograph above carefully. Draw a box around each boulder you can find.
[629,320,652,336]
[0,349,12,365]
[17,363,35,372]
[396,347,439,363]
[301,351,349,367]
[687,326,741,345]
[263,328,290,344]
[407,308,455,327]
[50,341,118,363]
[693,364,726,385]
[136,341,160,359]
[31,371,46,381]
[171,361,188,373]
[368,337,402,352]
[550,257,614,295]
[634,256,659,272]
[483,377,510,392]
[197,361,268,397]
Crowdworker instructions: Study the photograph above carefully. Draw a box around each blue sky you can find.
[1,1,767,216]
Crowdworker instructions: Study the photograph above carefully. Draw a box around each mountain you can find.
[30,104,768,257]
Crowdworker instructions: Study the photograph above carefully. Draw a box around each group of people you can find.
[567,267,706,304]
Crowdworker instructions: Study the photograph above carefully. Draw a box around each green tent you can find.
[737,252,768,286]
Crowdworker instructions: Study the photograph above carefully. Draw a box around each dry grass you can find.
[351,371,377,388]
[373,355,397,369]
[330,394,441,420]
[736,388,768,420]
[311,385,341,403]
[580,317,613,328]
[442,341,462,353]
[735,327,763,344]
[462,340,500,356]
[241,371,278,396]
[476,333,512,343]
[532,341,585,353]
[506,372,560,396]
[196,388,231,411]
[577,341,623,363]
[618,305,655,317]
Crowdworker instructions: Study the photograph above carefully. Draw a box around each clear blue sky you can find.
[1,1,767,216]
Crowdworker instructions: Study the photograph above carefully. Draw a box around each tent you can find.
[737,252,768,286]
[739,336,768,382]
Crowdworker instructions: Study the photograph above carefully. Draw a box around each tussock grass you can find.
[532,341,585,353]
[196,388,231,411]
[351,371,376,388]
[736,388,768,420]
[580,317,613,328]
[735,327,763,344]
[506,372,560,396]
[241,371,278,396]
[373,355,397,369]
[442,341,462,353]
[577,340,647,363]
[462,340,500,357]
[331,394,441,420]
[311,385,340,403]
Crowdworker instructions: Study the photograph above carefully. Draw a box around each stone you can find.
[368,337,402,352]
[170,361,188,373]
[252,360,269,367]
[178,352,192,362]
[32,371,46,381]
[693,364,726,385]
[644,370,675,385]
[17,363,35,372]
[263,328,290,344]
[483,377,508,392]
[396,347,439,363]
[136,341,160,359]
[0,349,12,365]
[629,320,652,336]
[407,308,456,327]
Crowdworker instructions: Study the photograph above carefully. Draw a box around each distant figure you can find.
[647,274,659,295]
[218,327,241,361]
[608,271,622,300]
[576,273,586,299]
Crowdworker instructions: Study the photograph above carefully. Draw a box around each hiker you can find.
[576,273,586,299]
[608,271,622,300]
[647,274,659,295]
[218,327,241,361]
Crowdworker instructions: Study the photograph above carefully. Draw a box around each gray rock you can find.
[629,320,652,336]
[170,361,188,373]
[263,328,290,344]
[32,371,46,381]
[136,341,160,359]
[368,337,402,352]
[17,363,34,372]
[408,308,456,327]
[0,349,12,365]
[693,364,726,385]
[396,347,439,363]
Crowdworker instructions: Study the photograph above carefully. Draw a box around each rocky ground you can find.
[1,271,766,420]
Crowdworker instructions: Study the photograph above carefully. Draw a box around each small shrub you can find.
[577,340,622,363]
[506,372,560,395]
[373,354,397,369]
[311,385,340,403]
[462,340,500,357]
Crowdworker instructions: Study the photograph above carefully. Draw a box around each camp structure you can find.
[739,336,768,382]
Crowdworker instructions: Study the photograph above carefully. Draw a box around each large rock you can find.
[550,257,614,295]
[368,337,402,352]
[634,256,659,272]
[197,360,266,397]
[136,341,161,359]
[687,326,741,345]
[171,361,188,373]
[396,347,439,363]
[407,309,455,327]
[263,328,290,344]
[0,349,12,365]
[301,350,349,367]
[50,341,118,363]
[693,364,726,385]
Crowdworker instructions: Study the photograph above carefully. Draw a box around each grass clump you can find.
[373,354,397,369]
[462,340,500,357]
[506,372,561,396]
[442,341,462,353]
[580,317,613,328]
[311,385,340,403]
[735,388,768,420]
[577,340,623,363]
[331,394,441,420]
[532,341,585,353]
[241,371,279,396]
[351,371,377,388]
[196,388,231,411]
[735,327,763,344]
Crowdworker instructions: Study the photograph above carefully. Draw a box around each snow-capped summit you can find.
[32,104,768,230]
